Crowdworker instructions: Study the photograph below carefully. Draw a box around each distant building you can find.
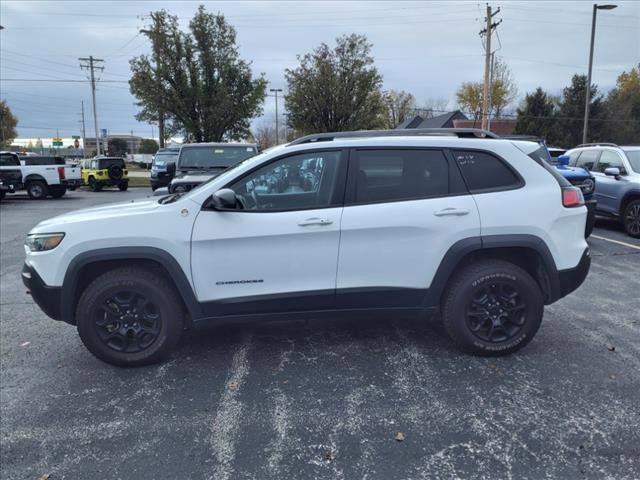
[397,110,469,129]
[84,134,144,155]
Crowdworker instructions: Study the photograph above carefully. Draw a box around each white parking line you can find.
[591,234,640,251]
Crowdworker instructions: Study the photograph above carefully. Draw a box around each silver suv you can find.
[565,143,640,238]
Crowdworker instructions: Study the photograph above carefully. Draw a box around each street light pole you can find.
[583,3,617,144]
[270,88,283,144]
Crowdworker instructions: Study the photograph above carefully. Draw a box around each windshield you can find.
[178,145,257,169]
[153,153,179,167]
[623,149,640,173]
[159,149,273,204]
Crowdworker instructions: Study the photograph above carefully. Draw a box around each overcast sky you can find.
[1,0,638,139]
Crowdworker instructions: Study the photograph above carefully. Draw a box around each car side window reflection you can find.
[228,151,341,211]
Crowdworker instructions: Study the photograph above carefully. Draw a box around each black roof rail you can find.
[287,128,500,146]
[576,142,618,148]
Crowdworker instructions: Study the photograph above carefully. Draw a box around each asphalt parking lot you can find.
[1,190,639,480]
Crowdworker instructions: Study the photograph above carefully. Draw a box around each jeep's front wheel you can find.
[441,260,544,356]
[88,177,101,192]
[76,267,184,366]
[623,200,640,238]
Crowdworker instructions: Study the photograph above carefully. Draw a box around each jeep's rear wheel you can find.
[76,267,183,366]
[118,181,128,191]
[26,180,48,199]
[623,200,640,238]
[442,260,544,356]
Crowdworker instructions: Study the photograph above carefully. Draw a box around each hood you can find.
[554,165,592,180]
[172,170,224,185]
[31,198,160,232]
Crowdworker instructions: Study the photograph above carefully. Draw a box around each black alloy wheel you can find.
[94,291,162,354]
[623,200,640,238]
[465,281,526,343]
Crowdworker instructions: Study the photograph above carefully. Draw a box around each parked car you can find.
[150,147,180,191]
[0,165,22,200]
[22,128,591,366]
[163,142,258,194]
[565,143,640,238]
[0,152,81,199]
[81,156,129,191]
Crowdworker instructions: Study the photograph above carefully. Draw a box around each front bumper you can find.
[22,262,63,321]
[558,247,591,299]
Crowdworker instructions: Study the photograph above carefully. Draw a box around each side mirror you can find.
[604,167,621,178]
[557,155,570,166]
[166,162,176,177]
[210,188,238,209]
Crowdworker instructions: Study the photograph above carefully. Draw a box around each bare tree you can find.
[252,119,277,149]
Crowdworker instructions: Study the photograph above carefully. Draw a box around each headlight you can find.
[581,178,595,195]
[25,233,65,252]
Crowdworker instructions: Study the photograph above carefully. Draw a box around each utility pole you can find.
[270,88,283,144]
[79,100,87,158]
[79,56,104,156]
[479,5,501,131]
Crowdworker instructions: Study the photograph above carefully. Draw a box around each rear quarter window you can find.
[452,150,522,192]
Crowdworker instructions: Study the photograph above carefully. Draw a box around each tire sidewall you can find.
[444,264,543,355]
[77,272,182,366]
[623,200,640,238]
[27,181,47,199]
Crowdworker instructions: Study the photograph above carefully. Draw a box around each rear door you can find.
[336,148,480,308]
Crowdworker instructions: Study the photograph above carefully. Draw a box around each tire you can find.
[441,259,544,356]
[118,181,129,191]
[88,177,101,192]
[26,180,48,199]
[622,200,640,238]
[0,191,5,201]
[76,267,184,366]
[50,186,66,198]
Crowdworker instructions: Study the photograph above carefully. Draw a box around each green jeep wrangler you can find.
[82,157,129,192]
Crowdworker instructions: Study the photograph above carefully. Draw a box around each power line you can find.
[0,78,127,83]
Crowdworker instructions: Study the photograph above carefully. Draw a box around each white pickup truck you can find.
[0,152,82,199]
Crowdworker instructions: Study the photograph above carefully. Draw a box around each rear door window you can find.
[452,150,522,192]
[350,149,456,204]
[575,150,600,170]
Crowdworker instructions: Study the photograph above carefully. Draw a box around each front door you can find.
[592,150,628,215]
[191,149,347,315]
[336,148,481,308]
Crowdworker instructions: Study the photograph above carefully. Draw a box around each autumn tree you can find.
[382,90,416,128]
[285,34,387,134]
[130,7,267,143]
[0,101,18,148]
[456,58,517,120]
[603,65,640,143]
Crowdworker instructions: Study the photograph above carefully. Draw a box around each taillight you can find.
[562,186,584,208]
[57,166,65,180]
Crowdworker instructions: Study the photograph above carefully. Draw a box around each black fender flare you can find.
[61,247,201,323]
[425,234,560,306]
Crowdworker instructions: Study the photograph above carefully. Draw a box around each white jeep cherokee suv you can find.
[23,129,591,366]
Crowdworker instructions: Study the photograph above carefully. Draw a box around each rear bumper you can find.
[557,247,591,299]
[61,179,82,189]
[22,263,63,322]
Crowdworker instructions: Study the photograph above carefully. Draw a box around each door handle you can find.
[298,217,333,226]
[433,208,470,217]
